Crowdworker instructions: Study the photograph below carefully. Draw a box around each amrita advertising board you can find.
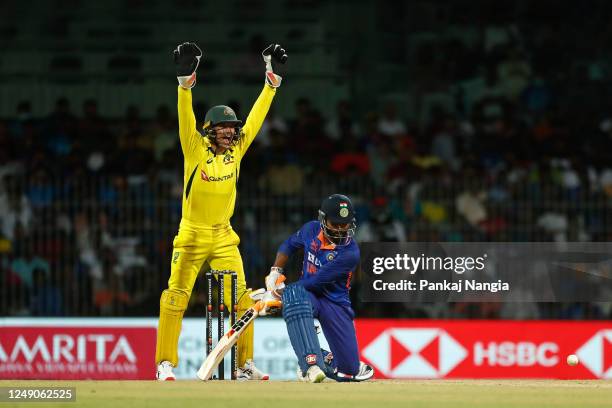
[0,319,156,380]
[0,318,324,380]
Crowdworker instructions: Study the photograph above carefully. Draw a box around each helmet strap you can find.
[204,127,241,149]
[318,211,355,246]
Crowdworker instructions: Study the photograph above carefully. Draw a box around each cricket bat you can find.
[196,301,265,381]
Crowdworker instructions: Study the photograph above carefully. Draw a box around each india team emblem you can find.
[339,202,349,217]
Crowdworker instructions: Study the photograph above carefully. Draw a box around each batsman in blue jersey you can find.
[263,194,374,382]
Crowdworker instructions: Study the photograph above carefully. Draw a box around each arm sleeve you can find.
[301,249,359,292]
[177,86,200,156]
[278,224,306,257]
[237,84,276,157]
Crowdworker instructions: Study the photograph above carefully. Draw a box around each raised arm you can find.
[239,85,277,153]
[177,87,199,155]
[173,42,203,155]
[237,44,288,156]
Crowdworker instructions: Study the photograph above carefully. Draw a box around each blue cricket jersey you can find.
[278,220,360,306]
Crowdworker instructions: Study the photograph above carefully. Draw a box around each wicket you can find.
[205,269,238,380]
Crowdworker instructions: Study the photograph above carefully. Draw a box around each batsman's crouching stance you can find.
[155,42,288,381]
[264,194,375,382]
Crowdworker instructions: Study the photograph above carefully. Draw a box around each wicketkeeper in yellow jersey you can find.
[155,42,288,381]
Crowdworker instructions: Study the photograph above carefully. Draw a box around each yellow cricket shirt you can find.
[177,84,276,229]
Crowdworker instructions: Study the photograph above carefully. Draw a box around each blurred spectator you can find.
[497,48,532,100]
[537,211,569,242]
[94,248,132,316]
[232,34,266,83]
[0,176,33,241]
[151,105,177,161]
[45,97,77,144]
[0,142,23,182]
[259,163,304,196]
[30,267,63,316]
[456,181,488,228]
[289,97,313,140]
[430,112,460,170]
[9,101,33,140]
[357,196,407,242]
[258,106,288,147]
[78,99,109,148]
[325,100,361,142]
[26,169,55,209]
[75,212,103,281]
[378,102,406,137]
[10,240,50,290]
[367,137,395,185]
[330,136,370,176]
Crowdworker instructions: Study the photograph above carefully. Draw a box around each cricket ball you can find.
[567,354,579,366]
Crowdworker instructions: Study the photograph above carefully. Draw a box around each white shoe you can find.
[156,361,176,381]
[354,362,374,381]
[237,359,269,381]
[300,361,373,382]
[296,366,308,382]
[304,365,326,383]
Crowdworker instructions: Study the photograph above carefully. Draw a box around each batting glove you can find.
[262,44,287,88]
[258,290,283,316]
[249,288,266,301]
[174,42,203,89]
[264,267,286,295]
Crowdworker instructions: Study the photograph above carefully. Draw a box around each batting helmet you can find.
[318,194,356,246]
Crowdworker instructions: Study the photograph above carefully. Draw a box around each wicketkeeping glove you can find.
[174,42,203,89]
[262,44,287,88]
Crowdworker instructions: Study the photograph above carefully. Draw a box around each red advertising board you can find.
[0,325,156,380]
[356,320,612,379]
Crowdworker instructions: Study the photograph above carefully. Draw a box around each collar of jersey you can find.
[203,137,233,156]
[317,230,336,250]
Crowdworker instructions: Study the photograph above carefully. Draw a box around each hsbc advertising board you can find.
[357,320,612,379]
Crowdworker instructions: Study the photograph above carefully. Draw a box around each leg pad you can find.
[282,284,326,374]
[155,289,189,366]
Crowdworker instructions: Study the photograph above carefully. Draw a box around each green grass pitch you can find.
[1,380,611,408]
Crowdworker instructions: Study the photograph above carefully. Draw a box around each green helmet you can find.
[203,105,242,129]
[202,105,242,145]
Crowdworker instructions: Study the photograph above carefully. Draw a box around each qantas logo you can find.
[201,170,234,182]
[361,329,467,378]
